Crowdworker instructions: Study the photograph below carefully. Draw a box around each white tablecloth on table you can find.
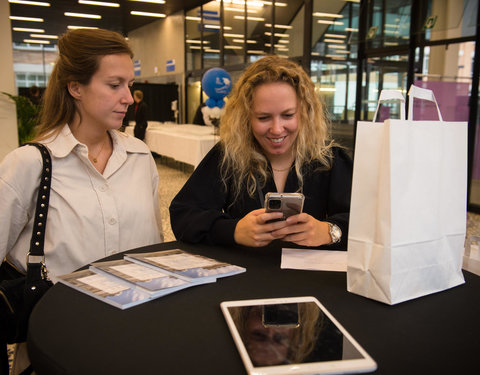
[125,123,218,167]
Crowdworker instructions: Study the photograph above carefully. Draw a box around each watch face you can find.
[330,224,341,243]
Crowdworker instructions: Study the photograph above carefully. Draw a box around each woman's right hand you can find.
[233,209,288,247]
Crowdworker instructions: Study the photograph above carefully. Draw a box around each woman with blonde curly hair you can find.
[170,55,352,248]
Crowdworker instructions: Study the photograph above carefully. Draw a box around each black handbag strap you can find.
[24,143,52,264]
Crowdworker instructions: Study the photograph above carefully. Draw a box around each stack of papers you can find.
[58,249,246,309]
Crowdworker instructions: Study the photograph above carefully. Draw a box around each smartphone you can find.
[264,192,304,220]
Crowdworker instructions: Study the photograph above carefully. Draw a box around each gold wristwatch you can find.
[328,223,342,244]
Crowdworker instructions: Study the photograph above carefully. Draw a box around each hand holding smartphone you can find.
[264,192,305,220]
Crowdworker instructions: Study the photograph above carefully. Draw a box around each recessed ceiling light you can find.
[78,1,120,7]
[64,12,102,19]
[8,0,50,6]
[67,25,99,29]
[24,39,50,44]
[13,27,45,32]
[130,11,166,18]
[10,16,44,22]
[30,33,58,39]
[129,0,166,4]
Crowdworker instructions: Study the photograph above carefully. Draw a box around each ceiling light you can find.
[224,45,242,49]
[263,1,287,6]
[247,50,266,54]
[265,31,289,37]
[220,1,263,7]
[224,33,244,38]
[65,12,101,19]
[9,0,50,5]
[345,27,358,32]
[232,39,257,44]
[67,25,99,29]
[13,27,45,32]
[313,12,343,18]
[30,33,58,39]
[78,1,120,7]
[185,16,201,21]
[317,20,344,25]
[24,39,50,44]
[234,16,265,21]
[324,38,345,43]
[10,16,44,22]
[129,0,165,3]
[186,40,210,44]
[224,7,256,13]
[265,23,292,29]
[130,11,166,17]
[325,33,346,38]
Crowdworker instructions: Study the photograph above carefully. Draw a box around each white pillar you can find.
[0,1,19,161]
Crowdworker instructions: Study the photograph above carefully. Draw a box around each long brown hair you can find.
[34,28,133,141]
[219,55,333,200]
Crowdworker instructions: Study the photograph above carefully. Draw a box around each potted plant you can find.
[2,92,40,145]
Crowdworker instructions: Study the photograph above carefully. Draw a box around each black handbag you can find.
[0,143,53,375]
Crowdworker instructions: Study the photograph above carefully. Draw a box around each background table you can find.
[28,241,480,375]
[125,123,218,167]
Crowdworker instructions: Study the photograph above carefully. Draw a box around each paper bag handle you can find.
[407,85,443,121]
[372,90,406,122]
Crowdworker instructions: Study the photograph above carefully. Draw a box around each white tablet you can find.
[221,296,377,375]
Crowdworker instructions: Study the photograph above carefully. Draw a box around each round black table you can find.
[27,241,480,375]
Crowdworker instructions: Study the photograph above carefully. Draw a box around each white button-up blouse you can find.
[0,125,163,281]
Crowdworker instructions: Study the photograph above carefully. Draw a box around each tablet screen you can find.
[221,297,376,375]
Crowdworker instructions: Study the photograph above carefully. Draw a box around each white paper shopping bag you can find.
[347,85,467,305]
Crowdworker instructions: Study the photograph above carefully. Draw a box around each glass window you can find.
[186,6,204,71]
[271,1,304,58]
[312,0,360,61]
[246,1,272,62]
[187,75,202,124]
[368,0,411,48]
[13,44,57,89]
[223,1,246,65]
[413,41,477,204]
[202,1,222,69]
[424,0,478,42]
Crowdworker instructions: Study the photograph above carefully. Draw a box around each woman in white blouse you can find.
[0,28,163,374]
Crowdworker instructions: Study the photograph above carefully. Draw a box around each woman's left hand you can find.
[271,213,332,247]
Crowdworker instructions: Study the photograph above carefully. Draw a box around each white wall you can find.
[0,1,19,161]
[128,12,184,80]
[128,12,185,122]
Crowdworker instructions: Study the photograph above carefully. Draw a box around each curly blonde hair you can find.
[219,55,333,200]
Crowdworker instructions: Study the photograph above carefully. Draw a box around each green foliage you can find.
[2,92,40,145]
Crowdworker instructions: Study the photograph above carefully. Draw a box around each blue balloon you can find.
[202,68,232,108]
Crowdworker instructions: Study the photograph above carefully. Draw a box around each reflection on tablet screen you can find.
[228,302,364,367]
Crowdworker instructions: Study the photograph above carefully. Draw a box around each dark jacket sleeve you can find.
[169,145,239,245]
[135,101,148,126]
[324,147,353,250]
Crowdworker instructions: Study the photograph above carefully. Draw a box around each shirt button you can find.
[108,250,116,255]
[108,218,117,225]
[99,184,108,192]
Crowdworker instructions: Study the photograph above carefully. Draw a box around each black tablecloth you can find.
[27,241,480,375]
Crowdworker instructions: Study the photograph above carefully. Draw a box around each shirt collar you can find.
[43,124,149,158]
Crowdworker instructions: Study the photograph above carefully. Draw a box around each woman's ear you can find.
[67,81,82,100]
